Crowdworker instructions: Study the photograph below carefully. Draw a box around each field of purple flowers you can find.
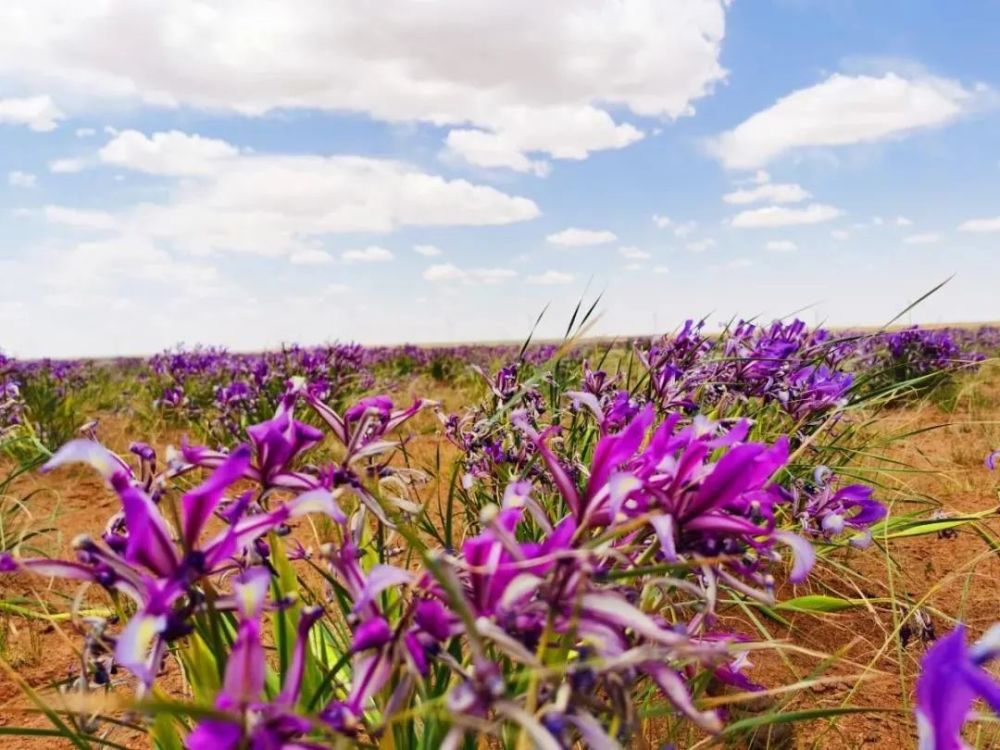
[1,319,999,749]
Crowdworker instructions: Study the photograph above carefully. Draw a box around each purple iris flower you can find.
[519,406,814,595]
[4,437,341,691]
[793,467,886,547]
[183,392,324,490]
[186,568,327,750]
[916,624,1000,749]
[306,392,436,460]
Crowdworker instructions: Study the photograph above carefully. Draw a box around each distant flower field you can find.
[1,319,998,749]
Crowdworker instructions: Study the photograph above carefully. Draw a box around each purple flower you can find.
[916,624,1000,749]
[10,437,341,690]
[186,569,325,750]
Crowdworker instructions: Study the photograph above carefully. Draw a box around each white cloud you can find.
[423,263,516,284]
[44,205,117,230]
[75,127,96,137]
[894,216,913,227]
[903,232,941,244]
[652,214,672,229]
[526,270,574,285]
[49,157,87,173]
[472,268,517,284]
[711,258,752,272]
[55,130,538,258]
[618,245,651,260]
[445,108,642,175]
[99,130,239,176]
[722,182,810,205]
[0,94,63,131]
[765,239,797,252]
[546,227,617,247]
[958,216,1000,233]
[672,221,698,238]
[47,236,221,294]
[7,170,36,188]
[413,244,443,257]
[653,265,670,274]
[685,238,716,253]
[624,263,643,271]
[423,263,465,282]
[831,229,850,241]
[731,203,842,228]
[709,73,973,169]
[342,245,394,263]
[0,1,730,172]
[0,301,25,322]
[290,249,333,265]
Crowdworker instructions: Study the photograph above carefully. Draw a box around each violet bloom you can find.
[916,624,1000,749]
[306,392,436,461]
[182,391,324,491]
[519,406,815,598]
[186,568,327,750]
[5,438,340,690]
[794,467,886,547]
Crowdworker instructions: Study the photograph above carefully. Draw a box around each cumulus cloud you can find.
[709,72,973,169]
[49,157,88,173]
[342,246,394,263]
[894,216,913,227]
[685,238,715,253]
[730,203,842,228]
[618,246,651,260]
[710,258,752,272]
[722,182,810,205]
[652,214,672,228]
[445,108,642,175]
[765,239,797,252]
[0,94,63,131]
[99,130,239,176]
[290,249,333,264]
[422,263,516,284]
[47,236,221,294]
[53,130,539,259]
[413,244,443,257]
[903,232,941,244]
[0,1,730,172]
[7,170,36,188]
[958,216,1000,233]
[44,205,118,230]
[653,265,670,274]
[672,221,698,238]
[546,227,617,247]
[526,270,574,285]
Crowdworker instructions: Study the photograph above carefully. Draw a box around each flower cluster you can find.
[0,322,995,749]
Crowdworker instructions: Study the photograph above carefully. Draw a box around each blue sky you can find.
[0,0,997,358]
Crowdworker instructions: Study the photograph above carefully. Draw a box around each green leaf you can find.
[882,518,977,539]
[177,632,221,702]
[721,706,903,736]
[150,711,185,750]
[774,595,866,613]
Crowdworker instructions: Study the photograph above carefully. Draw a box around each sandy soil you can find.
[2,371,999,749]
